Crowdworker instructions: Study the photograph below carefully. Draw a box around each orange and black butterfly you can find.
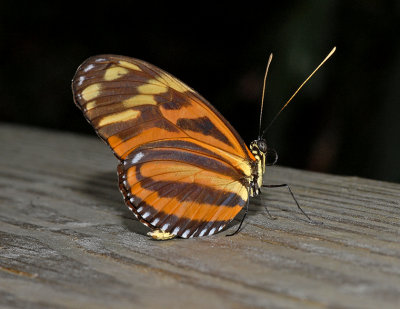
[72,50,334,240]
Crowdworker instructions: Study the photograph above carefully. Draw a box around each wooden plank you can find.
[0,123,399,309]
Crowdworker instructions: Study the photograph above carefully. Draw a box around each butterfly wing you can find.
[118,142,249,238]
[72,55,255,237]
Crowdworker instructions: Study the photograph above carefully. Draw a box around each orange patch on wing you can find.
[160,97,247,158]
[161,138,253,177]
[139,161,238,187]
[108,128,187,159]
[125,163,247,222]
[108,135,124,154]
[130,183,243,222]
[245,146,256,161]
[126,166,139,186]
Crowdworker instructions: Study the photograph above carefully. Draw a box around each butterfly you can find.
[72,49,334,240]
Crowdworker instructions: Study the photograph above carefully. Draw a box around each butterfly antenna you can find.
[261,47,336,138]
[258,53,273,139]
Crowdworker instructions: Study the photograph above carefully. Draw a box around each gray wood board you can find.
[0,124,399,309]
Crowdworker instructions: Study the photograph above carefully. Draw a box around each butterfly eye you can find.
[257,140,267,153]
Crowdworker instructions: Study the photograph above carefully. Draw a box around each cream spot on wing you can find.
[172,227,180,235]
[161,223,170,231]
[199,229,207,237]
[98,110,141,127]
[131,152,144,164]
[182,230,191,238]
[123,95,157,108]
[137,206,143,213]
[81,83,101,101]
[209,227,216,235]
[84,64,95,72]
[152,218,160,225]
[142,212,150,219]
[78,76,85,86]
[119,60,142,71]
[104,66,129,81]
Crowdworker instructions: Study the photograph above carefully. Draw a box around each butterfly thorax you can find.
[249,139,267,197]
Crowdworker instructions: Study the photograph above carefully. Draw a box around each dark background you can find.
[1,1,399,182]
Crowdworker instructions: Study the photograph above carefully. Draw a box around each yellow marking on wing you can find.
[104,66,129,81]
[233,159,252,177]
[99,110,141,127]
[123,95,157,108]
[237,185,248,202]
[119,60,142,71]
[137,81,168,94]
[204,146,251,177]
[157,72,190,93]
[81,84,101,101]
[85,101,97,110]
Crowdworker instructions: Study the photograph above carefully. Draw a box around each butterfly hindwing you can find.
[118,142,248,238]
[72,55,256,237]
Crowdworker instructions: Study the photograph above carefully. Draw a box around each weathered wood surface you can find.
[0,123,399,309]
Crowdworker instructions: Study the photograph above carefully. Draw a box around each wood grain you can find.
[0,124,399,309]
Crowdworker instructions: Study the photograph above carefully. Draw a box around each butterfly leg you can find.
[226,193,250,237]
[263,203,277,220]
[263,184,316,223]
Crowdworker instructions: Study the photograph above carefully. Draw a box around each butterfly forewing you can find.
[72,55,256,238]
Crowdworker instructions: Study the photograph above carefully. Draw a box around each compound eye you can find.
[257,140,267,153]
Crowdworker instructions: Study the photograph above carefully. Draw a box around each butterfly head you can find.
[250,139,267,168]
[255,139,267,153]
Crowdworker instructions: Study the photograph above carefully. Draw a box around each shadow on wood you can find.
[79,170,151,237]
